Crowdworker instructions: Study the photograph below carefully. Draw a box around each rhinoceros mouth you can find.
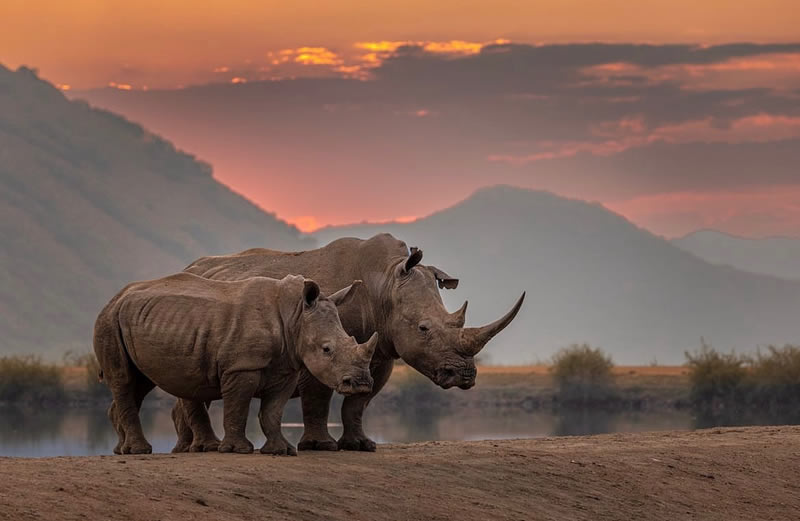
[434,365,476,390]
[336,375,374,395]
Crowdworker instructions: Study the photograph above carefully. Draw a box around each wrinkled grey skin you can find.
[173,233,525,452]
[94,272,376,455]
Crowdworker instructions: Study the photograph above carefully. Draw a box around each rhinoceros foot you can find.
[121,440,152,455]
[297,436,339,452]
[260,439,298,456]
[337,436,377,452]
[171,440,191,453]
[218,437,254,454]
[189,438,221,453]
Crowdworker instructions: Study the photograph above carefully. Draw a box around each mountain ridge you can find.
[0,64,313,356]
[314,185,800,364]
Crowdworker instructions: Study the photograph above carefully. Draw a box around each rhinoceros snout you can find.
[337,374,374,395]
[435,365,477,390]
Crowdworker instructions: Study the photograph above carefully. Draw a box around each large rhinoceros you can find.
[94,272,377,455]
[173,233,524,452]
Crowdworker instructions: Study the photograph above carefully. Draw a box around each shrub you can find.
[0,355,64,405]
[63,350,110,400]
[550,344,615,404]
[684,339,747,410]
[749,345,800,407]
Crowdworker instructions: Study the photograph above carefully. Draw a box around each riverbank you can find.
[1,426,798,521]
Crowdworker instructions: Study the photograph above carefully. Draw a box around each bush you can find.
[63,350,110,400]
[0,355,64,405]
[749,345,800,407]
[550,344,615,404]
[684,340,747,410]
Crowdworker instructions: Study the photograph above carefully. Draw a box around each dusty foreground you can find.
[1,427,799,521]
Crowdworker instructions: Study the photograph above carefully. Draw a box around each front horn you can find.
[459,292,525,356]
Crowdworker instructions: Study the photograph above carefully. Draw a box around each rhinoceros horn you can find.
[459,292,526,356]
[448,301,468,328]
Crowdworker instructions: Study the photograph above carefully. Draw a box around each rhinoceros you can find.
[172,233,524,452]
[94,272,377,455]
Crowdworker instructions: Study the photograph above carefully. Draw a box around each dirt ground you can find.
[1,426,798,521]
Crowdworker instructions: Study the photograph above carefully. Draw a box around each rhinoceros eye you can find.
[322,345,332,354]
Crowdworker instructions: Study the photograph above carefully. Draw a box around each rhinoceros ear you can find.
[403,247,424,273]
[303,280,321,308]
[328,280,362,307]
[427,266,459,290]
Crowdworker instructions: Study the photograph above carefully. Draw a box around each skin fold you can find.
[94,272,376,455]
[172,233,524,453]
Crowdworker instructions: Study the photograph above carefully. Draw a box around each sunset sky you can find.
[3,1,800,236]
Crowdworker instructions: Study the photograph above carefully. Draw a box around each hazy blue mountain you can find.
[314,186,800,364]
[0,65,313,357]
[673,230,800,280]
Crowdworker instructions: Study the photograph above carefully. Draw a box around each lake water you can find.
[0,400,707,457]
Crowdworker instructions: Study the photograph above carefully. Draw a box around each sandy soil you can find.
[1,426,798,521]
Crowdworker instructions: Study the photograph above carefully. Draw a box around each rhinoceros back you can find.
[113,273,282,400]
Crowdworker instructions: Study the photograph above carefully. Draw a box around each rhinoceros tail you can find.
[98,368,104,382]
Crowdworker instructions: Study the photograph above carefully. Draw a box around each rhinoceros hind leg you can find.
[108,401,125,455]
[117,376,155,454]
[337,358,393,452]
[184,399,220,452]
[296,370,336,451]
[170,401,193,453]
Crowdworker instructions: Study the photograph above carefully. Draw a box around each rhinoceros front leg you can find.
[258,376,299,456]
[218,371,259,454]
[296,369,337,451]
[338,358,394,452]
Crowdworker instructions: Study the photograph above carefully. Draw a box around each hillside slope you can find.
[0,65,313,356]
[314,186,800,364]
[673,229,800,280]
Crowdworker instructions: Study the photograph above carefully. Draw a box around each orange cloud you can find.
[293,47,342,66]
[230,77,247,84]
[107,81,132,90]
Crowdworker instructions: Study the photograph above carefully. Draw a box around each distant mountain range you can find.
[0,65,311,357]
[2,65,798,363]
[314,186,800,364]
[672,230,800,280]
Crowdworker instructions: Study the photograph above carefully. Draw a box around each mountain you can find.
[314,186,800,364]
[672,230,800,280]
[0,65,313,357]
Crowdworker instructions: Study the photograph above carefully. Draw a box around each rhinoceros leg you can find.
[338,358,394,452]
[258,377,299,456]
[296,369,337,451]
[115,376,155,454]
[170,401,194,453]
[218,371,259,454]
[108,401,125,455]
[184,400,219,452]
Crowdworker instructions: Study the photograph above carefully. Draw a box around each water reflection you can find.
[0,400,795,458]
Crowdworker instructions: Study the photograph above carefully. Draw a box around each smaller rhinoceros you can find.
[94,272,376,455]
